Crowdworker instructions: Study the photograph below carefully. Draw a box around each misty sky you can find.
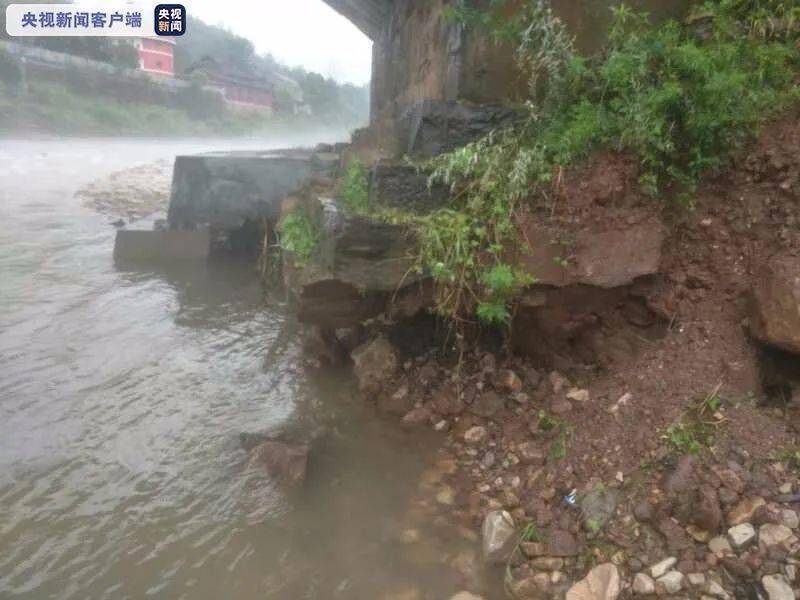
[188,0,373,85]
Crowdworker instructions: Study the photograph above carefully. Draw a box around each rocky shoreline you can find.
[331,337,799,600]
[291,114,800,599]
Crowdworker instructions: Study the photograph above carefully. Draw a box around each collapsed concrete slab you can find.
[167,148,339,230]
[284,198,420,328]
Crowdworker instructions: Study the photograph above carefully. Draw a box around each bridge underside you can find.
[321,0,392,40]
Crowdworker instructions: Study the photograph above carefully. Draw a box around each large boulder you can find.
[351,336,399,394]
[750,255,800,354]
[515,213,664,288]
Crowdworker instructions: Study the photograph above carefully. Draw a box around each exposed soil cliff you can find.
[307,112,800,599]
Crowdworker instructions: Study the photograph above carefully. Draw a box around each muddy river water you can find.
[0,137,461,599]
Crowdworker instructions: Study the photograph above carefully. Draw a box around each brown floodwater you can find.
[0,137,469,599]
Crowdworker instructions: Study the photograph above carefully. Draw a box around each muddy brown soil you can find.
[332,112,800,599]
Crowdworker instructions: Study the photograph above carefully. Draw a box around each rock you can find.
[368,161,448,213]
[470,390,504,418]
[581,487,620,532]
[567,388,590,402]
[657,571,684,594]
[566,563,621,600]
[728,523,757,549]
[687,525,712,543]
[709,536,733,557]
[482,510,516,563]
[494,369,523,394]
[378,385,415,416]
[436,485,455,505]
[658,517,692,551]
[551,398,573,415]
[516,213,664,288]
[402,100,523,158]
[399,529,421,544]
[351,337,398,394]
[780,509,799,530]
[705,580,731,599]
[524,367,542,389]
[532,557,565,570]
[245,439,309,488]
[432,386,465,416]
[721,557,753,579]
[547,529,580,557]
[521,542,546,558]
[634,500,656,523]
[759,524,793,547]
[464,426,487,445]
[727,497,766,526]
[402,407,432,427]
[511,573,550,598]
[695,485,723,533]
[448,593,485,600]
[516,442,545,465]
[749,255,800,354]
[549,371,571,394]
[633,573,656,595]
[651,557,678,579]
[761,575,794,600]
[688,573,707,587]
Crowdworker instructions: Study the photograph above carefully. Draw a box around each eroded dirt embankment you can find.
[310,112,800,600]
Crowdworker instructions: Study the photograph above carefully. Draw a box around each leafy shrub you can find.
[419,0,800,326]
[279,210,319,262]
[340,159,369,213]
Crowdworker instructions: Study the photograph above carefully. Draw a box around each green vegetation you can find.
[0,76,349,136]
[413,0,800,327]
[770,447,800,470]
[340,159,369,213]
[278,210,319,264]
[173,16,369,127]
[665,384,726,454]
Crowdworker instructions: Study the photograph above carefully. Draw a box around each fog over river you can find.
[0,136,456,599]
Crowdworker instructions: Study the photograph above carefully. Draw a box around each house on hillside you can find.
[184,57,275,113]
[130,37,176,77]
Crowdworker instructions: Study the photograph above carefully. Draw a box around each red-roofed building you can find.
[132,37,175,77]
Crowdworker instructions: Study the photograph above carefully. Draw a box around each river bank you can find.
[294,112,800,599]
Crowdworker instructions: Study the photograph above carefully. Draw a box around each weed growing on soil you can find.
[340,159,369,214]
[278,210,319,263]
[503,522,545,595]
[418,0,800,326]
[770,447,800,470]
[665,384,726,454]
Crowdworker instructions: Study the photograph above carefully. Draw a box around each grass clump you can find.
[770,447,800,470]
[665,384,726,454]
[340,159,369,214]
[416,0,800,327]
[278,209,319,264]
